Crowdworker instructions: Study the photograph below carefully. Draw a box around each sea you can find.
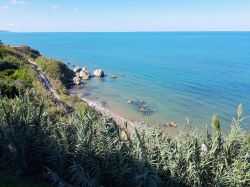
[1,32,250,131]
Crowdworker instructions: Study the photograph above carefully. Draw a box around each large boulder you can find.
[93,69,104,78]
[79,68,91,80]
[73,66,81,73]
[82,67,87,71]
[73,77,81,85]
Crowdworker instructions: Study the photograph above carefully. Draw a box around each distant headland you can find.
[0,30,10,33]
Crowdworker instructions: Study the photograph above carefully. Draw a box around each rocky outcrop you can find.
[73,66,81,73]
[72,66,106,85]
[93,69,104,78]
[73,77,81,85]
[79,68,91,80]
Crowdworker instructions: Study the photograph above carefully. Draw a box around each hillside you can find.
[0,44,249,187]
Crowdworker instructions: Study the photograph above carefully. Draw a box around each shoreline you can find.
[70,89,136,131]
[69,87,180,135]
[70,91,180,135]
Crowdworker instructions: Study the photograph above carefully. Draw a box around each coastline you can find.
[69,89,135,131]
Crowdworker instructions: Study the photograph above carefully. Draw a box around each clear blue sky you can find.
[1,0,250,32]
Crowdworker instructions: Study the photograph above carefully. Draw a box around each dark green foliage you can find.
[0,82,18,98]
[0,91,249,187]
[0,174,52,187]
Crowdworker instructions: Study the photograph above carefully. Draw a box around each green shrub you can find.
[11,66,33,86]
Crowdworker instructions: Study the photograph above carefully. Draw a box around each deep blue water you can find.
[1,32,250,131]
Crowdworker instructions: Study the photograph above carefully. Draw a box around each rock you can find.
[110,75,117,79]
[73,77,81,85]
[79,68,91,80]
[93,69,104,78]
[127,100,133,104]
[165,122,177,128]
[128,99,153,116]
[73,66,81,73]
[75,72,81,78]
[82,67,87,71]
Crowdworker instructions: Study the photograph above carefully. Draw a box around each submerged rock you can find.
[127,99,153,116]
[83,92,91,97]
[93,69,104,78]
[110,75,117,79]
[127,100,133,104]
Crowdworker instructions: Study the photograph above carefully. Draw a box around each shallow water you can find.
[1,32,250,131]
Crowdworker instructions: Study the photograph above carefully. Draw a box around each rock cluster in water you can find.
[73,66,105,85]
[127,99,153,116]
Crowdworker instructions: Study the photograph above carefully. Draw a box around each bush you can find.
[11,66,33,87]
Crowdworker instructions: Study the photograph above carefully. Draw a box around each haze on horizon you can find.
[1,0,250,32]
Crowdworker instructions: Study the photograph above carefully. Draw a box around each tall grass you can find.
[0,90,249,186]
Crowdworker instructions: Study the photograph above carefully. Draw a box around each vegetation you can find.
[35,57,74,93]
[0,45,34,98]
[0,44,79,122]
[0,90,249,187]
[12,45,41,59]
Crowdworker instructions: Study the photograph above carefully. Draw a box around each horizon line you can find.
[2,30,250,33]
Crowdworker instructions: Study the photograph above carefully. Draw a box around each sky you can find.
[0,0,250,32]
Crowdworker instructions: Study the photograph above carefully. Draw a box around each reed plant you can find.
[0,90,249,186]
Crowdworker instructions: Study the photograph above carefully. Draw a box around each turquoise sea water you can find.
[1,32,250,131]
